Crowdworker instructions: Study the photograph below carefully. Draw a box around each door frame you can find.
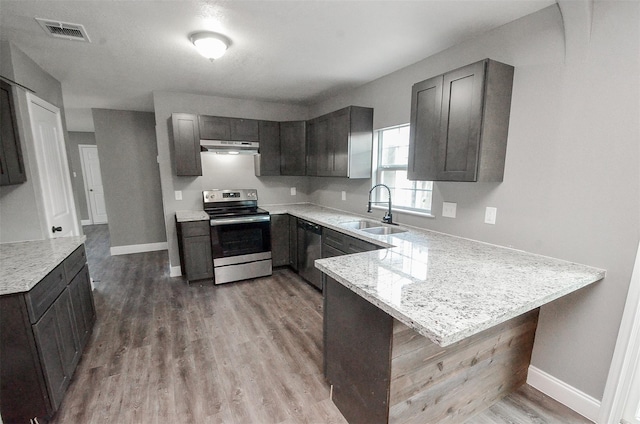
[600,240,640,423]
[78,144,106,225]
[26,92,80,238]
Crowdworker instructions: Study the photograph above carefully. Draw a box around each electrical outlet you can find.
[485,207,497,224]
[175,190,182,200]
[442,202,457,218]
[290,187,296,196]
[341,191,346,201]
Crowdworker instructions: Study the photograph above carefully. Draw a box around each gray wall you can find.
[153,91,310,273]
[92,109,166,247]
[307,3,640,400]
[67,132,97,222]
[0,41,81,242]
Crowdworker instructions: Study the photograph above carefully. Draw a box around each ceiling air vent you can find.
[35,18,91,42]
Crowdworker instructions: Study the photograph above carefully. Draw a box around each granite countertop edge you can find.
[0,236,87,296]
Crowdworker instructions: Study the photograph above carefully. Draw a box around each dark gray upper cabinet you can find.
[229,118,259,141]
[256,120,281,176]
[0,80,26,186]
[308,106,373,179]
[198,115,230,140]
[172,113,202,177]
[408,59,514,182]
[280,121,306,176]
[199,115,260,141]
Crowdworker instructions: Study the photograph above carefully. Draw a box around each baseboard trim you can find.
[81,219,92,226]
[110,242,168,256]
[170,266,182,277]
[527,365,601,422]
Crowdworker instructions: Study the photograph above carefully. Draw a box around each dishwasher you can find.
[297,219,323,290]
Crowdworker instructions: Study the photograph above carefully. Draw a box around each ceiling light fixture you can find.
[190,31,231,60]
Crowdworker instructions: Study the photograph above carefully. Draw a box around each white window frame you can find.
[372,124,434,217]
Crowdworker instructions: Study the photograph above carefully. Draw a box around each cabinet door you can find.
[305,120,318,176]
[408,75,443,181]
[288,215,298,270]
[172,113,202,176]
[330,108,350,177]
[32,289,79,411]
[437,61,485,181]
[230,118,259,141]
[68,265,96,350]
[0,80,26,185]
[270,214,290,267]
[280,121,306,176]
[183,235,214,282]
[315,116,332,176]
[199,115,231,140]
[258,120,281,176]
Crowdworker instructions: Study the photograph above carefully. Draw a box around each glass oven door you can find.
[210,215,271,259]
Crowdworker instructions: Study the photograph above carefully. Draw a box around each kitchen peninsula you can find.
[263,204,605,424]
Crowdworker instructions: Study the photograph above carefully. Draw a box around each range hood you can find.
[200,140,259,155]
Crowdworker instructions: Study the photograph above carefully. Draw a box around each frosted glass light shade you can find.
[190,32,230,60]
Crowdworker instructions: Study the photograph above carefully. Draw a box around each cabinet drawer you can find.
[181,221,210,237]
[344,237,379,254]
[25,264,66,324]
[63,245,86,283]
[322,228,348,251]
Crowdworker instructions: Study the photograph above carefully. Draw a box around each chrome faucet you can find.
[367,184,398,225]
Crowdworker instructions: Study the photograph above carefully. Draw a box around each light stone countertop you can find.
[262,203,606,347]
[176,210,209,222]
[0,236,86,296]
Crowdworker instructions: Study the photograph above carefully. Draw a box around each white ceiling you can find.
[0,0,555,113]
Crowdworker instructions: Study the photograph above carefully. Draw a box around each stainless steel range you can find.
[203,189,272,284]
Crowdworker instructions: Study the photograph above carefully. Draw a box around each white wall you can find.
[153,91,310,272]
[306,2,640,401]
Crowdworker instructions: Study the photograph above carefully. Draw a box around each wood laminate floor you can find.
[51,224,593,424]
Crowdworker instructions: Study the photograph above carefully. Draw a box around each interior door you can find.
[27,94,79,238]
[623,357,640,424]
[79,145,108,224]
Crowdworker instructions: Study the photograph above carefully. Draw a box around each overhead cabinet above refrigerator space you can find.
[408,59,514,182]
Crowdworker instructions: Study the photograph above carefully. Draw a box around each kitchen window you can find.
[373,124,433,215]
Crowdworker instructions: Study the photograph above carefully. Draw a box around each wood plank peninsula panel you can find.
[324,277,538,424]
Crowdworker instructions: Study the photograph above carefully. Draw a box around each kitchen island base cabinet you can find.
[323,277,538,424]
[0,245,96,423]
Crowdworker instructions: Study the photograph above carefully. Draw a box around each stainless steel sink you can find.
[340,220,382,230]
[360,226,407,235]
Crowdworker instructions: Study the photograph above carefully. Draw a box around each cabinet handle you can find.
[51,226,62,233]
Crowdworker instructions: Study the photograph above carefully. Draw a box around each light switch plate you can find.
[341,191,346,201]
[290,187,296,196]
[442,202,457,218]
[485,207,497,224]
[175,190,182,201]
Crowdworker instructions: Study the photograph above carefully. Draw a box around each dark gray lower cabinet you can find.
[0,245,95,423]
[288,215,298,271]
[32,288,79,411]
[176,219,214,283]
[322,227,380,257]
[324,276,392,424]
[270,214,290,267]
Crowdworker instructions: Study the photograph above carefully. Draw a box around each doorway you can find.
[26,93,79,238]
[79,144,108,224]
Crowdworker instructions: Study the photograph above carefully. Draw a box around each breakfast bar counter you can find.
[263,203,605,423]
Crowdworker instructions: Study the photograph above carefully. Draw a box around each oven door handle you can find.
[210,215,271,226]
